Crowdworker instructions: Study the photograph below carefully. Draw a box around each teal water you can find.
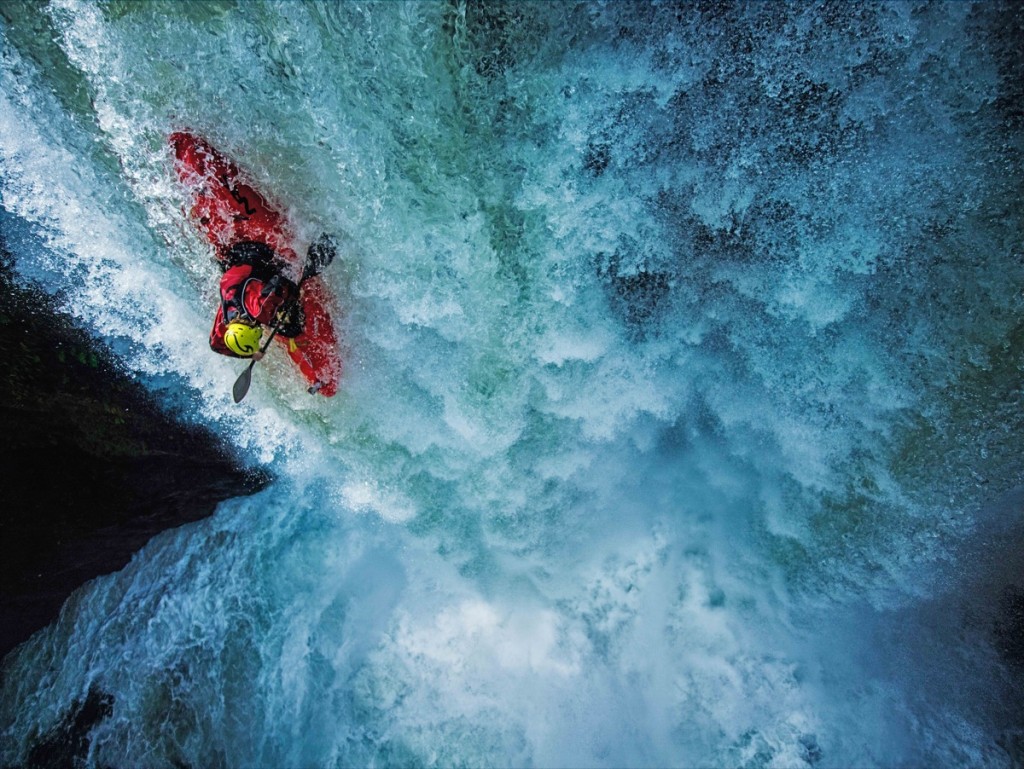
[1,1,1022,766]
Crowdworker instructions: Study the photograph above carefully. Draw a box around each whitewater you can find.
[1,1,1022,766]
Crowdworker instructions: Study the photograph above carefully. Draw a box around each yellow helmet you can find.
[224,321,262,357]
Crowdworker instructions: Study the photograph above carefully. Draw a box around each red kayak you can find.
[169,131,341,396]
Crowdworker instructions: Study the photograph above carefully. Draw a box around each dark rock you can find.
[23,686,113,769]
[0,238,270,662]
[994,585,1024,669]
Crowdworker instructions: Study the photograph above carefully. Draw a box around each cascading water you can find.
[1,1,1022,766]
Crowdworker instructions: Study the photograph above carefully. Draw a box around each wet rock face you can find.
[994,586,1024,669]
[23,687,113,769]
[0,245,269,661]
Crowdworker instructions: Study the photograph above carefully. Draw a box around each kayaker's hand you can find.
[252,351,265,361]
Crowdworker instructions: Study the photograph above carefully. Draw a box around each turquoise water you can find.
[1,1,1022,766]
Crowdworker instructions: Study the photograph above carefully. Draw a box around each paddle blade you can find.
[231,323,279,403]
[232,361,255,403]
[302,233,336,282]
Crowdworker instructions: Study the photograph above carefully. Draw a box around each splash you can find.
[1,1,1022,766]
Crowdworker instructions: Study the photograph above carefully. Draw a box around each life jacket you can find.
[209,243,298,357]
[219,265,278,324]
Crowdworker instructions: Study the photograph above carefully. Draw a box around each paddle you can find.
[232,319,282,403]
[302,233,336,282]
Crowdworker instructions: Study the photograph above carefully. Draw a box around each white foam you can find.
[1,2,1017,767]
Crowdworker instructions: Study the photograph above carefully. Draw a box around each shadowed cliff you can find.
[0,240,270,661]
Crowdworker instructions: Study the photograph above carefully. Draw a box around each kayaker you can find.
[210,235,335,359]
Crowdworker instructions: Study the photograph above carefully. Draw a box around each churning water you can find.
[1,1,1022,766]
